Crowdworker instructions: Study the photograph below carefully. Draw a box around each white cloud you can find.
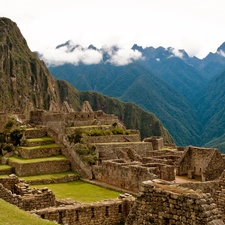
[168,47,184,59]
[107,48,143,66]
[40,46,103,66]
[217,49,225,57]
[40,43,143,66]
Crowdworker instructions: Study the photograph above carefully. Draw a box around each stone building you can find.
[177,146,225,181]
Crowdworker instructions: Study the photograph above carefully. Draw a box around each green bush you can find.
[111,127,125,135]
[75,144,98,165]
[68,129,83,143]
[10,129,22,146]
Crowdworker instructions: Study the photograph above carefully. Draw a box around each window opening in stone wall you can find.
[194,166,196,172]
[118,204,122,213]
[200,168,201,172]
[91,207,95,218]
[76,210,79,221]
[105,206,109,217]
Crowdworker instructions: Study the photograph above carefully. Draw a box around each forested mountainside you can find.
[47,40,225,149]
[0,17,173,143]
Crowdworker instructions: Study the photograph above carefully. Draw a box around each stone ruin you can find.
[1,102,225,224]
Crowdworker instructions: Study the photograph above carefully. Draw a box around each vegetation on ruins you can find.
[75,143,98,165]
[31,180,120,202]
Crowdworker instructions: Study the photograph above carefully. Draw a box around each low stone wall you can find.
[26,173,79,185]
[23,127,47,139]
[126,179,224,225]
[84,134,140,143]
[17,146,61,159]
[95,142,153,160]
[8,159,71,176]
[0,176,55,211]
[32,194,135,225]
[0,166,14,175]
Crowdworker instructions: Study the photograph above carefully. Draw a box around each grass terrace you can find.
[20,171,79,181]
[25,137,54,142]
[18,143,59,150]
[8,155,68,163]
[31,180,121,203]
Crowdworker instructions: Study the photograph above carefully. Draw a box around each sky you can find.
[1,0,225,61]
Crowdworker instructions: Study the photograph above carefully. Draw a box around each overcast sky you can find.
[1,0,225,59]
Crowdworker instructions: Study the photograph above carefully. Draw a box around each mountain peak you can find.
[217,42,225,52]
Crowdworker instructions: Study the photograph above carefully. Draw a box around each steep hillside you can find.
[49,56,200,146]
[193,71,225,145]
[0,17,173,143]
[0,18,61,112]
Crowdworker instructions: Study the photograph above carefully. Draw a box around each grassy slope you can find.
[0,199,56,225]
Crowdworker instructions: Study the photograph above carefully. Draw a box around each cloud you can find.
[217,49,225,57]
[168,47,184,59]
[39,42,143,66]
[107,48,143,66]
[40,45,103,66]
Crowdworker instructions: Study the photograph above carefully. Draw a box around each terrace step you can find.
[19,171,79,185]
[0,165,14,175]
[17,144,61,159]
[24,137,55,147]
[7,156,71,176]
[23,128,47,139]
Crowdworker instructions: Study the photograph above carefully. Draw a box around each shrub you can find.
[68,129,83,143]
[4,119,14,132]
[111,127,125,135]
[10,129,22,146]
[75,144,98,165]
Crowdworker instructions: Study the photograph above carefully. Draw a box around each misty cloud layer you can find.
[40,42,143,66]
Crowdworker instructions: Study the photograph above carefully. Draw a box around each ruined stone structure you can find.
[126,179,224,225]
[177,146,225,181]
[2,102,225,224]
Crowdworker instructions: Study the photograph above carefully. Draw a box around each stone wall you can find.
[0,176,55,211]
[8,158,71,176]
[95,142,153,161]
[84,134,141,144]
[178,146,225,181]
[17,146,61,159]
[93,160,175,193]
[32,194,135,225]
[126,179,224,225]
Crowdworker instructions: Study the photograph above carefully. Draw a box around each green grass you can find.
[0,165,12,170]
[8,155,68,164]
[18,143,59,150]
[26,137,53,142]
[20,171,78,181]
[0,199,56,225]
[31,180,120,202]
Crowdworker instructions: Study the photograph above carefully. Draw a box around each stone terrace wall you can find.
[8,159,71,176]
[126,179,224,225]
[0,176,55,211]
[84,134,140,144]
[32,195,135,225]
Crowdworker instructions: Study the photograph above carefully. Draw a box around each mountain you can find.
[193,70,225,146]
[48,43,201,146]
[132,44,207,101]
[0,17,173,143]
